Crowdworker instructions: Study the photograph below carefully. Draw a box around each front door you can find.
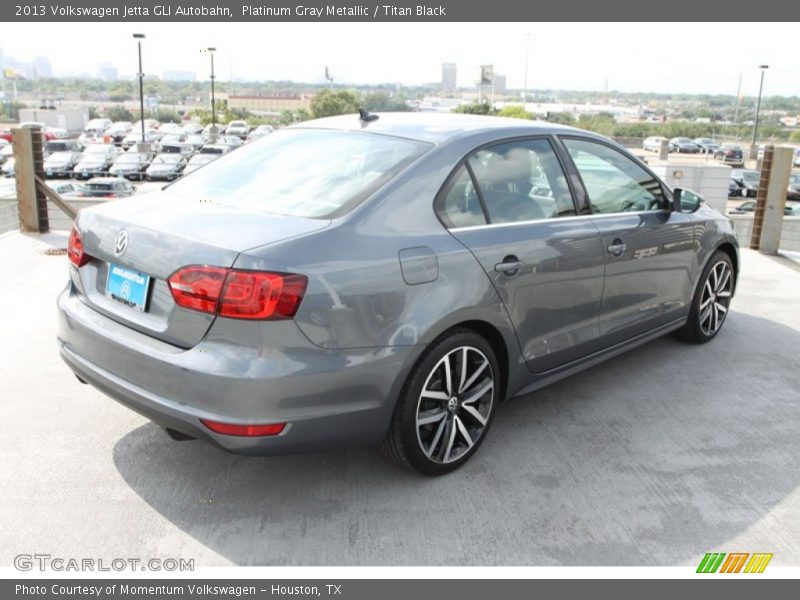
[560,137,696,345]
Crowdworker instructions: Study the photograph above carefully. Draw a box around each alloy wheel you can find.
[415,346,495,464]
[699,260,733,336]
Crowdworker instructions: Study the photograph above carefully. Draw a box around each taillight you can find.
[200,419,286,437]
[67,225,89,267]
[168,266,308,320]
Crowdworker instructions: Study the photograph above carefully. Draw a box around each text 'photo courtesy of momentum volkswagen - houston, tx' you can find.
[58,112,738,476]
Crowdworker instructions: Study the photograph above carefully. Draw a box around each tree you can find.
[544,112,576,126]
[498,105,533,120]
[106,106,134,122]
[452,103,497,115]
[790,131,800,143]
[310,89,359,118]
[361,92,410,112]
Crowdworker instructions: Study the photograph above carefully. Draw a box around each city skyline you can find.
[1,22,799,97]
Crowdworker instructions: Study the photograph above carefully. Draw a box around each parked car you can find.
[669,137,701,153]
[714,144,744,167]
[59,113,740,475]
[73,145,120,180]
[787,173,800,201]
[185,134,205,151]
[218,135,244,149]
[121,130,160,150]
[145,154,187,181]
[728,175,745,197]
[642,136,668,153]
[182,152,219,175]
[181,122,204,136]
[44,150,82,178]
[730,199,800,216]
[794,149,800,167]
[246,125,274,143]
[157,136,194,157]
[224,120,250,138]
[693,138,719,154]
[1,157,14,177]
[45,139,84,155]
[731,169,760,197]
[80,177,136,198]
[0,139,10,164]
[45,127,69,140]
[198,144,231,156]
[84,118,113,137]
[50,181,85,198]
[158,123,184,136]
[108,152,152,180]
[106,122,133,144]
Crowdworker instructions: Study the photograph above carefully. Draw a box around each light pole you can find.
[751,64,768,159]
[522,33,531,108]
[207,47,217,139]
[133,34,146,144]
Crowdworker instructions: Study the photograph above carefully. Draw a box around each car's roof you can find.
[290,112,584,144]
[87,177,127,183]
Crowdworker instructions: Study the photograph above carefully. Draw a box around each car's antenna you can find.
[358,108,379,123]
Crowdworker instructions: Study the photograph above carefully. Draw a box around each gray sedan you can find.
[58,113,739,475]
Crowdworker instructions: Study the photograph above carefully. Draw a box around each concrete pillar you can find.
[659,138,669,160]
[759,146,793,255]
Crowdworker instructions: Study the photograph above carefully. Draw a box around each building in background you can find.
[97,62,118,81]
[441,62,457,91]
[226,94,313,114]
[32,56,52,79]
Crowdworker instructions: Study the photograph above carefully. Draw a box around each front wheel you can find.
[676,251,735,344]
[382,329,500,476]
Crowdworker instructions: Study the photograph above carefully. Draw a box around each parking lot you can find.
[1,230,799,566]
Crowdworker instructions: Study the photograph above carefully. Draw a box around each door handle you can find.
[494,257,522,275]
[606,240,626,257]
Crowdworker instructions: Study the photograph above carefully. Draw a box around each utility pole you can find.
[133,34,146,143]
[733,71,742,125]
[751,65,768,159]
[522,33,531,108]
[207,47,217,141]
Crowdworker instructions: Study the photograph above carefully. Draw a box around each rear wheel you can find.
[382,329,500,476]
[676,251,734,344]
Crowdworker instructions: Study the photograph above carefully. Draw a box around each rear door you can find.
[559,137,695,345]
[441,137,606,373]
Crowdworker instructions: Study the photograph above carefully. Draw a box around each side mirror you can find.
[672,188,683,212]
[672,188,703,213]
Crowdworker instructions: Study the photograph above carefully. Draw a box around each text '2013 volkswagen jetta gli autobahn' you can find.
[58,113,739,475]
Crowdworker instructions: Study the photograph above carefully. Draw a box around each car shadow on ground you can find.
[112,312,800,566]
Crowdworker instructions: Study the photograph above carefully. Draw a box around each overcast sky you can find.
[2,22,798,96]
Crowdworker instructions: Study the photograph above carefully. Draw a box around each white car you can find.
[794,149,800,167]
[224,120,250,138]
[643,136,668,152]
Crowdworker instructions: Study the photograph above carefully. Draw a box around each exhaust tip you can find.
[165,428,196,442]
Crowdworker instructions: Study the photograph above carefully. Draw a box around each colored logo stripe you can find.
[744,553,773,573]
[719,553,749,573]
[697,553,726,573]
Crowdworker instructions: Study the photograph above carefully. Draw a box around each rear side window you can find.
[169,129,431,218]
[562,138,667,214]
[441,166,486,228]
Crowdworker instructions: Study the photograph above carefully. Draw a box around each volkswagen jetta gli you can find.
[58,113,739,475]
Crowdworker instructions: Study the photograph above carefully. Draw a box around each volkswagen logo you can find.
[114,230,129,257]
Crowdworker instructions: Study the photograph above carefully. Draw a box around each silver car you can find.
[58,113,739,475]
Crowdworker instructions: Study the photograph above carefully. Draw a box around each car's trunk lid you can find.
[74,189,330,348]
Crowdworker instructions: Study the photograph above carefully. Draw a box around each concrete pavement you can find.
[1,231,799,566]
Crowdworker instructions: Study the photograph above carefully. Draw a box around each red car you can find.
[1,123,57,142]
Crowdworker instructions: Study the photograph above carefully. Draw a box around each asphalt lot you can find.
[1,231,799,566]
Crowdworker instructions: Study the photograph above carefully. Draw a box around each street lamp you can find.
[522,33,531,108]
[751,64,769,158]
[132,34,146,144]
[207,47,217,138]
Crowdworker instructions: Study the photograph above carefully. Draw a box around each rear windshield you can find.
[169,128,431,218]
[86,183,113,191]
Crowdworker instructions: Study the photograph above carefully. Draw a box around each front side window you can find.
[562,138,667,214]
[170,129,431,218]
[467,138,575,224]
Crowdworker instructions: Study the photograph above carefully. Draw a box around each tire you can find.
[676,250,735,344]
[381,328,500,476]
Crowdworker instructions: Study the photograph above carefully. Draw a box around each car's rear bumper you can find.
[57,285,414,455]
